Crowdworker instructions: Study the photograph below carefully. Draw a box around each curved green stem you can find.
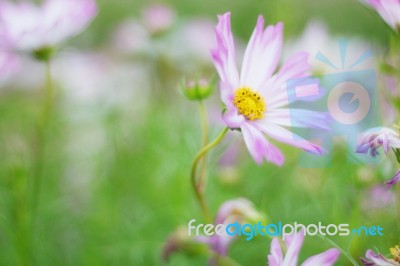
[317,234,359,266]
[198,101,209,193]
[191,127,229,223]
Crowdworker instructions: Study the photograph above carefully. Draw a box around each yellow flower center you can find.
[390,244,400,263]
[233,87,265,121]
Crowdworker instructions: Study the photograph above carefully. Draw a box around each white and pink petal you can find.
[241,123,284,165]
[254,120,324,155]
[240,16,283,90]
[264,108,331,130]
[282,230,304,266]
[268,238,284,266]
[211,12,239,90]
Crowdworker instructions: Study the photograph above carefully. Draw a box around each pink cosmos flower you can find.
[357,127,400,187]
[268,231,340,266]
[364,0,400,31]
[211,13,328,165]
[0,0,97,52]
[361,248,400,266]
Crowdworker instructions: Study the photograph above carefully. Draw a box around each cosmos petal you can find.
[282,230,304,266]
[240,17,283,90]
[254,120,324,155]
[241,122,284,165]
[211,12,240,90]
[268,238,284,266]
[301,248,340,266]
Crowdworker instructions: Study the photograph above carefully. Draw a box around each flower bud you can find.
[32,46,55,62]
[181,77,215,101]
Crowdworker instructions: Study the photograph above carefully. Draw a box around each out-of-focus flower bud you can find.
[180,77,215,101]
[195,198,266,260]
[215,198,265,225]
[32,46,56,62]
[162,227,209,262]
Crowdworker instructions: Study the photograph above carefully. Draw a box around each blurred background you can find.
[0,0,398,265]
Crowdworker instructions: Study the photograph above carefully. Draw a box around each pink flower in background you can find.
[0,51,19,84]
[386,170,400,187]
[364,0,400,30]
[357,127,400,157]
[112,19,150,54]
[211,12,328,165]
[214,198,263,225]
[141,3,176,34]
[362,185,395,211]
[361,248,400,266]
[0,0,97,51]
[268,231,340,266]
[53,51,150,109]
[196,198,263,258]
[357,127,400,188]
[179,19,216,61]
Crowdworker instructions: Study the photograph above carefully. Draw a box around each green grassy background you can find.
[0,0,398,265]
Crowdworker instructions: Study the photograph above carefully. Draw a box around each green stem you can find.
[191,127,229,223]
[10,164,30,266]
[32,60,53,220]
[197,101,209,193]
[396,185,400,222]
[317,234,359,266]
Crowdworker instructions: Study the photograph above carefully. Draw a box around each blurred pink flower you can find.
[0,0,97,52]
[179,18,215,61]
[386,170,400,187]
[361,248,400,266]
[141,3,176,34]
[196,198,263,258]
[268,231,340,266]
[0,51,19,84]
[111,19,150,54]
[357,127,400,157]
[211,12,328,165]
[364,0,400,30]
[357,127,400,187]
[362,185,395,210]
[53,51,150,110]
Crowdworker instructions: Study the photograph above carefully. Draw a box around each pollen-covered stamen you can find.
[390,244,400,263]
[233,87,265,121]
